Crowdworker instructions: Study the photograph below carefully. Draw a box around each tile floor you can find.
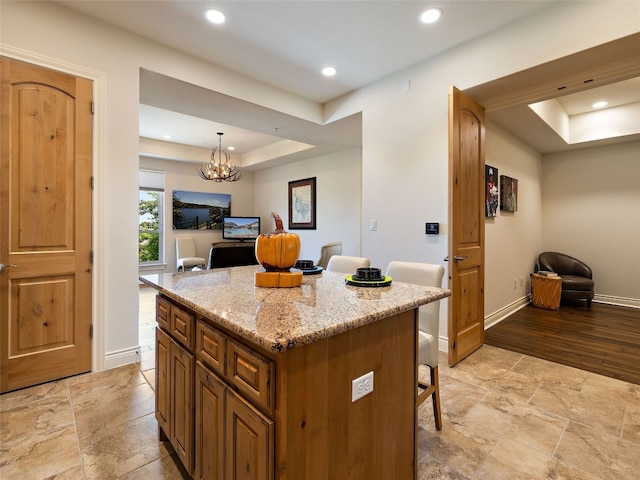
[0,286,638,479]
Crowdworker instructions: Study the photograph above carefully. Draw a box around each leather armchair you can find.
[537,252,594,306]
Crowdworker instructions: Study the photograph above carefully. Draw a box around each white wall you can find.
[2,0,637,369]
[484,123,543,320]
[324,1,639,338]
[542,141,640,305]
[139,146,362,273]
[253,148,362,263]
[139,156,256,274]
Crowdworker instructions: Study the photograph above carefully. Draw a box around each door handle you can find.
[453,255,468,263]
[0,263,18,273]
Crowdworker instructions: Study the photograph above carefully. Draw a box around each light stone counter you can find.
[140,265,450,353]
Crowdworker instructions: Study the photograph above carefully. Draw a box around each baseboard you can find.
[104,345,141,370]
[593,294,640,309]
[484,296,531,330]
[437,295,530,353]
[438,336,448,354]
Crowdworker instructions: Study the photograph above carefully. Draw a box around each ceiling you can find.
[58,0,640,165]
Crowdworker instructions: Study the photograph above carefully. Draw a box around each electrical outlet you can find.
[352,371,374,402]
[370,219,377,231]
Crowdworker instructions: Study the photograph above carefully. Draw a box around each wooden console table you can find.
[531,273,562,310]
[208,241,258,268]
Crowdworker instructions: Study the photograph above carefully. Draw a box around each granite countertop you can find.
[140,265,450,353]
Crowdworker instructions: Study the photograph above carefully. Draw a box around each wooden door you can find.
[0,57,93,392]
[447,86,485,366]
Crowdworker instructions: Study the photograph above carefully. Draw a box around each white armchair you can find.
[176,237,206,271]
[326,255,370,274]
[385,260,445,430]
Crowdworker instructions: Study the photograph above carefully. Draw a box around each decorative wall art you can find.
[172,190,231,229]
[288,177,316,229]
[500,175,518,212]
[485,165,499,217]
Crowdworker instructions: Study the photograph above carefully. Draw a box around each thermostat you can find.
[425,223,439,235]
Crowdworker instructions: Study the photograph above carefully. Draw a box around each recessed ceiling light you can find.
[205,9,226,24]
[420,8,442,24]
[592,101,608,109]
[228,146,235,151]
[162,134,172,140]
[322,66,337,77]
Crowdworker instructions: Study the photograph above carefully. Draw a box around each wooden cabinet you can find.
[195,362,274,480]
[155,296,195,475]
[154,292,417,480]
[158,294,274,480]
[195,324,275,480]
[208,242,258,268]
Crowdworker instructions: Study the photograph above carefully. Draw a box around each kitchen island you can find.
[140,265,450,480]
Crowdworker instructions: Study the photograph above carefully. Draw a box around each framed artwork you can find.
[288,177,316,229]
[499,175,518,212]
[172,190,231,229]
[485,164,499,217]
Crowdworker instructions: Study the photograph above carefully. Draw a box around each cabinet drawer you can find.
[227,340,275,415]
[196,320,226,377]
[171,303,195,349]
[156,295,171,331]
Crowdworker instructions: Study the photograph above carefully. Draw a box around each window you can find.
[139,169,165,265]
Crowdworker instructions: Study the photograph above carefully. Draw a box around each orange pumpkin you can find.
[255,212,300,271]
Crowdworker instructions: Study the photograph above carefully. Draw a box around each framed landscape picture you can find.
[288,177,316,229]
[172,190,231,229]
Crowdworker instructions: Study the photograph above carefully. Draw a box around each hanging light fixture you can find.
[198,132,242,182]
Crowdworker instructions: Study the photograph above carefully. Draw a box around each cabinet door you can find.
[225,390,274,480]
[170,340,195,475]
[195,362,226,480]
[155,327,171,435]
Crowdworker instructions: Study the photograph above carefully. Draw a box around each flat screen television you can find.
[222,216,261,241]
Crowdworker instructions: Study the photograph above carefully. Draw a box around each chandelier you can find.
[198,132,242,182]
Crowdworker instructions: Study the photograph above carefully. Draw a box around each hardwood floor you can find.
[485,301,640,385]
